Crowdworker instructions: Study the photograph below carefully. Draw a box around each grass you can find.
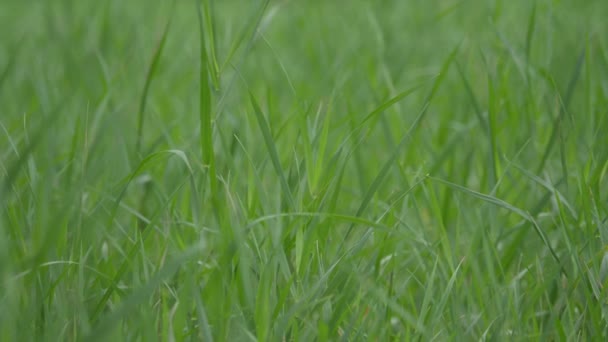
[1,0,607,340]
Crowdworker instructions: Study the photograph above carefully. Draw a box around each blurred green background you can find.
[1,0,607,340]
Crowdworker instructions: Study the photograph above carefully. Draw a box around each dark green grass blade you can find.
[455,61,487,135]
[220,0,270,73]
[354,102,429,220]
[525,2,537,62]
[0,41,20,93]
[85,245,203,342]
[249,93,295,209]
[357,85,424,129]
[536,47,585,174]
[135,17,172,157]
[215,0,270,116]
[486,72,499,189]
[341,44,460,245]
[429,176,564,271]
[91,150,195,321]
[197,0,218,204]
[200,0,220,90]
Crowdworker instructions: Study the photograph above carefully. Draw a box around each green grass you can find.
[1,0,608,340]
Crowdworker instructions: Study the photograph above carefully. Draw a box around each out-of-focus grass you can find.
[1,0,607,340]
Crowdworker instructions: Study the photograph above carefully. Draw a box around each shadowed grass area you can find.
[1,0,607,340]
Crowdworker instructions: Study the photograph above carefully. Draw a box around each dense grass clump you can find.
[1,0,607,340]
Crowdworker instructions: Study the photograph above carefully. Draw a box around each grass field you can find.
[1,0,608,340]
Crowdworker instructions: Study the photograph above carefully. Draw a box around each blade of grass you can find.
[215,0,270,117]
[0,42,20,93]
[200,0,220,90]
[525,2,537,62]
[194,281,214,342]
[91,150,196,321]
[245,212,391,232]
[510,163,577,219]
[486,71,499,189]
[341,43,460,246]
[455,61,488,135]
[536,47,585,174]
[85,245,204,342]
[249,93,295,209]
[196,0,218,215]
[429,176,565,271]
[135,17,172,157]
[1,97,68,201]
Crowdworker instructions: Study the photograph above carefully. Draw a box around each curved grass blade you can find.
[429,176,565,272]
[135,17,172,157]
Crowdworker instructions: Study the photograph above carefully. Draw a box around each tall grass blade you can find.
[135,18,172,157]
[536,47,585,173]
[197,0,218,207]
[249,93,295,209]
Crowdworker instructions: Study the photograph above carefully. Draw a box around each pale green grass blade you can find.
[510,163,577,219]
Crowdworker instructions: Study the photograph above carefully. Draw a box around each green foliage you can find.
[1,0,607,340]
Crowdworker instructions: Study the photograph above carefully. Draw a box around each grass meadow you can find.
[1,0,608,340]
